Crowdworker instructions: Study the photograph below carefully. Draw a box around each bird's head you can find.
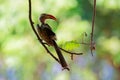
[39,13,57,24]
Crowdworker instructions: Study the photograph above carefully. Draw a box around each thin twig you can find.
[28,0,60,63]
[59,47,83,60]
[90,0,96,56]
[71,54,73,60]
[44,42,83,55]
[59,47,83,55]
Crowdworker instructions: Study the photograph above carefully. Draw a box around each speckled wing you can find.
[37,24,56,46]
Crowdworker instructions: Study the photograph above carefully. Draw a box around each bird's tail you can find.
[52,40,69,70]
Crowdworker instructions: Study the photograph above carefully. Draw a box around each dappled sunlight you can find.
[57,17,91,42]
[5,57,20,68]
[98,37,120,55]
[97,0,120,9]
[0,0,120,80]
[54,71,70,80]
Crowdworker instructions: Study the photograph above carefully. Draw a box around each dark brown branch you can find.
[59,47,83,60]
[44,42,83,55]
[59,47,83,55]
[90,0,96,56]
[28,0,60,63]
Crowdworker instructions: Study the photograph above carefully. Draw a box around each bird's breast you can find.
[38,27,55,46]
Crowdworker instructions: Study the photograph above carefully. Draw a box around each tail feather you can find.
[52,40,69,70]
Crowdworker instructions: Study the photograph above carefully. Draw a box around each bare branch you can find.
[59,47,83,55]
[90,0,96,56]
[59,47,83,60]
[44,42,83,55]
[28,0,60,63]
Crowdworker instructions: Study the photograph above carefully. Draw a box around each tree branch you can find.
[59,47,83,55]
[59,47,83,60]
[43,42,84,55]
[90,0,96,56]
[28,0,60,63]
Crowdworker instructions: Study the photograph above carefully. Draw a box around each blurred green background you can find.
[0,0,120,80]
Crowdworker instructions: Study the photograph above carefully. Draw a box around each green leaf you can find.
[62,41,80,50]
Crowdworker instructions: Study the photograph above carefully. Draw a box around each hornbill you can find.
[37,13,69,70]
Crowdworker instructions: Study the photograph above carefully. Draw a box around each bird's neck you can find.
[41,23,46,26]
[41,23,52,30]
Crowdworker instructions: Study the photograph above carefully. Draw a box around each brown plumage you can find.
[37,13,69,70]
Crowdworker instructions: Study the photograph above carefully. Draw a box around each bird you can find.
[36,13,69,70]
